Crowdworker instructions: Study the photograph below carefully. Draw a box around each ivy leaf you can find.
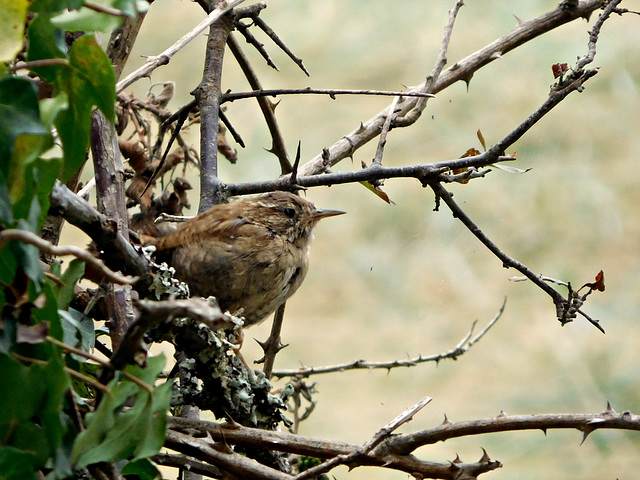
[26,13,67,83]
[29,0,83,14]
[59,309,94,352]
[0,77,52,200]
[51,1,123,32]
[54,259,85,309]
[0,352,70,476]
[0,0,29,63]
[71,355,170,469]
[54,34,116,181]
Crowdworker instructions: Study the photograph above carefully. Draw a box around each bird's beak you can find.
[313,208,346,220]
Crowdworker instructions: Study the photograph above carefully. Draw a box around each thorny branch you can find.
[270,299,505,379]
[165,402,640,480]
[116,0,246,93]
[295,0,607,177]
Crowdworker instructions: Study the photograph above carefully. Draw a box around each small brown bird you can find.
[153,191,344,327]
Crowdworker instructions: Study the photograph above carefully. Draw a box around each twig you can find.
[252,16,309,76]
[227,33,293,173]
[116,0,245,92]
[12,352,111,394]
[430,181,604,333]
[270,300,505,379]
[84,0,127,17]
[225,152,515,196]
[49,182,151,278]
[165,429,291,480]
[7,58,68,73]
[257,303,288,379]
[0,229,137,285]
[394,0,464,127]
[371,95,400,167]
[222,88,434,102]
[388,404,640,454]
[576,0,622,70]
[295,396,433,480]
[46,336,154,393]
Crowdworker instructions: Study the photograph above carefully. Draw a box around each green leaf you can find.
[55,258,85,309]
[55,34,116,181]
[0,170,13,226]
[0,352,70,468]
[71,355,170,469]
[68,34,116,123]
[26,13,67,83]
[0,447,39,480]
[51,1,122,32]
[59,308,94,352]
[114,0,150,17]
[40,91,69,129]
[29,0,82,14]
[0,77,52,195]
[121,458,161,479]
[0,0,29,63]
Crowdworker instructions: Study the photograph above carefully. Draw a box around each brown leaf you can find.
[582,270,605,292]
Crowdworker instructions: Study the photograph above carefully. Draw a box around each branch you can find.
[296,0,606,177]
[168,414,501,479]
[107,297,238,374]
[167,403,640,478]
[270,299,505,379]
[221,88,434,102]
[227,33,293,173]
[116,0,246,92]
[48,182,151,278]
[429,181,604,332]
[388,403,640,454]
[224,152,514,196]
[0,229,136,286]
[194,7,236,212]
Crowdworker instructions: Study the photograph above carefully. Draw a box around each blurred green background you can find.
[84,1,640,478]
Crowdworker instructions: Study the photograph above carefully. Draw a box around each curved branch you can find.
[270,300,505,379]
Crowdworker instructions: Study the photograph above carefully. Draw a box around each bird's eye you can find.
[283,207,296,218]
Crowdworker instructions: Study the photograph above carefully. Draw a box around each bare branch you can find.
[388,405,640,455]
[227,33,293,173]
[429,181,604,333]
[296,0,606,177]
[116,0,246,92]
[222,88,434,102]
[270,300,505,379]
[0,229,137,285]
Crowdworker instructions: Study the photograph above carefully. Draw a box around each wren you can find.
[153,191,344,326]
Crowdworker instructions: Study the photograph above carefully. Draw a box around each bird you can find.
[152,191,344,327]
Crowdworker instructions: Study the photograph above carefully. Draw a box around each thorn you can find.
[580,427,593,445]
[541,427,547,436]
[356,122,366,133]
[603,401,616,414]
[453,454,462,464]
[462,72,474,91]
[513,14,524,26]
[490,51,502,60]
[441,414,451,425]
[479,448,491,463]
[497,410,507,417]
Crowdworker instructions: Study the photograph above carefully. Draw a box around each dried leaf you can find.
[359,181,395,204]
[582,270,605,292]
[477,129,487,151]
